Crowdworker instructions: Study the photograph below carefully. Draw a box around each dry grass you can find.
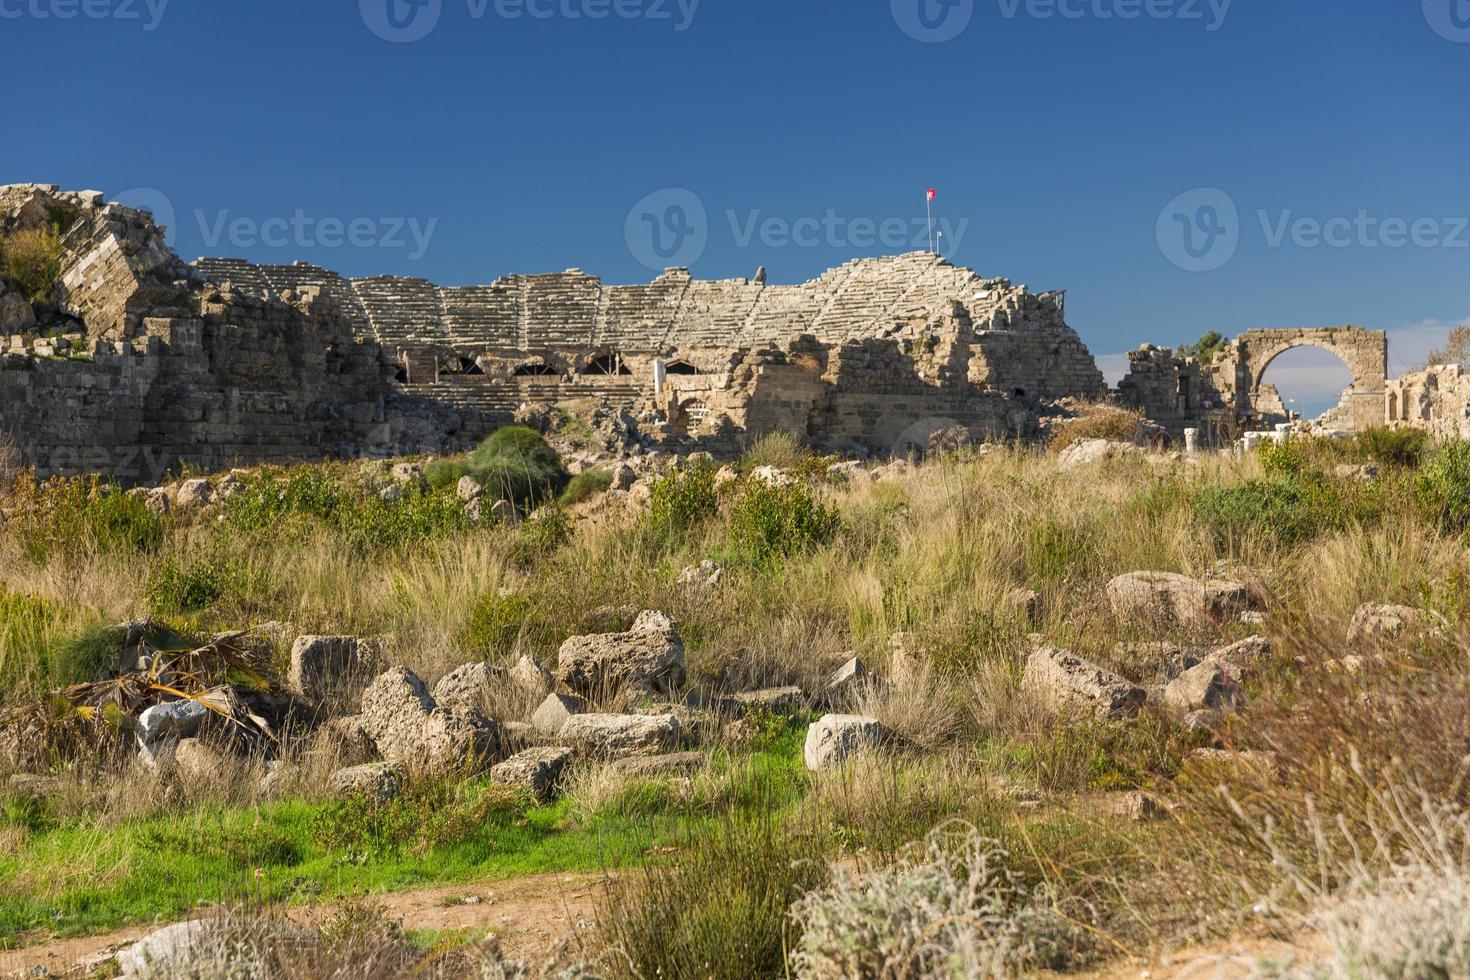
[1048,402,1147,451]
[4,437,1470,973]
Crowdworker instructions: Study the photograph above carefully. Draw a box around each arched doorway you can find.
[1255,346,1354,426]
[1233,328,1387,431]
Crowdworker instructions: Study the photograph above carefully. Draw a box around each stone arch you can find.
[1233,327,1387,430]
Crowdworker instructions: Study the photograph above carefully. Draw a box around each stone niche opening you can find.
[582,353,632,377]
[665,360,700,376]
[514,362,558,377]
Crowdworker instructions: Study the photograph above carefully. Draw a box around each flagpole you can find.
[926,193,934,253]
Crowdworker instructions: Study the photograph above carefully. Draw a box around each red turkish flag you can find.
[927,188,937,201]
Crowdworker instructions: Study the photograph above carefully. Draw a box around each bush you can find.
[222,466,469,553]
[740,430,814,474]
[1353,426,1428,468]
[1257,438,1311,477]
[460,593,532,657]
[5,476,165,562]
[315,776,524,858]
[1193,475,1371,547]
[789,821,1086,979]
[726,480,841,567]
[422,458,471,491]
[145,553,268,616]
[598,815,828,980]
[1,225,63,306]
[469,426,569,509]
[1415,441,1470,534]
[559,468,614,506]
[0,593,117,701]
[646,460,720,540]
[1049,403,1145,452]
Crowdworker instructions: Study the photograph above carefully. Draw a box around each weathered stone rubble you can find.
[554,610,687,700]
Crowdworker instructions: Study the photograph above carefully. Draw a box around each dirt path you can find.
[0,870,606,978]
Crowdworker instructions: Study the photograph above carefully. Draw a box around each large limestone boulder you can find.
[490,746,573,802]
[288,635,373,703]
[328,762,403,801]
[117,919,317,979]
[431,661,506,711]
[359,666,500,771]
[172,478,214,510]
[1106,571,1249,628]
[510,654,554,698]
[1022,647,1146,719]
[804,715,887,771]
[1058,439,1141,469]
[1163,661,1244,713]
[555,610,685,701]
[559,713,678,759]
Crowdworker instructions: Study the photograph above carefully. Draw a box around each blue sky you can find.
[5,0,1467,412]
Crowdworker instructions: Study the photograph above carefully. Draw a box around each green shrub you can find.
[1,225,63,306]
[460,593,532,656]
[597,815,828,980]
[1415,441,1470,534]
[222,467,469,553]
[646,460,720,540]
[1353,426,1429,468]
[726,480,841,567]
[423,459,471,491]
[559,468,614,506]
[1194,475,1373,547]
[467,426,569,509]
[145,554,269,616]
[1257,437,1310,477]
[6,476,165,562]
[740,430,813,474]
[314,776,525,858]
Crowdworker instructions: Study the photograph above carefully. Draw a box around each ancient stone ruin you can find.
[0,182,1465,481]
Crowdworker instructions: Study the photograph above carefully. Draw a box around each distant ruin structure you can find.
[0,184,1463,482]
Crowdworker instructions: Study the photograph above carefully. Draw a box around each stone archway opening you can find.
[1256,345,1354,425]
[1232,327,1387,431]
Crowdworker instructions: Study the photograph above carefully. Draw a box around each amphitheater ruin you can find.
[0,184,1465,481]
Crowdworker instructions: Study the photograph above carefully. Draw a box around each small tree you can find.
[0,224,64,306]
[1423,325,1470,369]
[1178,331,1229,363]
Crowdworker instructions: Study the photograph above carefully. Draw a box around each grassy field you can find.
[2,422,1470,975]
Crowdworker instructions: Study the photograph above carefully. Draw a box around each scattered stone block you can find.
[804,714,887,771]
[1106,571,1249,628]
[1347,603,1445,643]
[731,686,807,714]
[824,655,869,704]
[288,635,371,702]
[328,762,402,801]
[560,713,679,759]
[1022,647,1145,720]
[510,655,554,698]
[431,661,506,711]
[491,746,573,802]
[1163,661,1244,713]
[532,692,588,735]
[136,699,209,744]
[555,610,685,700]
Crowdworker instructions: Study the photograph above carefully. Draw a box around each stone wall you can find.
[1387,364,1470,440]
